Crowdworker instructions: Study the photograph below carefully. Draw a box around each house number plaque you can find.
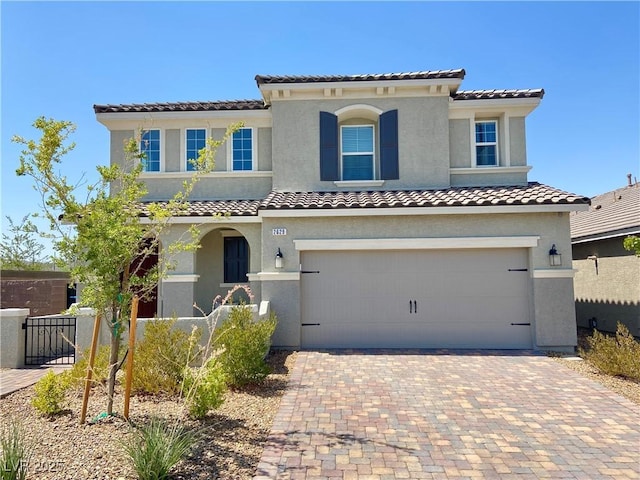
[272,228,287,236]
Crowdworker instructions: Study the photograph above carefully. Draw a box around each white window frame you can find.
[184,127,208,172]
[340,124,376,181]
[139,128,163,173]
[227,127,257,172]
[474,120,499,167]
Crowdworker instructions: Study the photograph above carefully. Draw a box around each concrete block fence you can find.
[0,302,270,368]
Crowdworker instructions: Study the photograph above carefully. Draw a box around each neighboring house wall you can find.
[0,270,72,316]
[573,238,640,336]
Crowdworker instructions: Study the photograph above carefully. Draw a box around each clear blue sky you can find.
[1,1,639,252]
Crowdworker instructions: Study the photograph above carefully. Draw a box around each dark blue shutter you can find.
[319,111,339,181]
[380,109,399,180]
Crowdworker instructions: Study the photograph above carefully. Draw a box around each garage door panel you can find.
[301,248,532,349]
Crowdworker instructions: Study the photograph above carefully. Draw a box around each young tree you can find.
[13,117,238,414]
[0,215,49,270]
[623,236,640,257]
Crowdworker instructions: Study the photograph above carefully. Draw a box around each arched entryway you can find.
[195,227,251,313]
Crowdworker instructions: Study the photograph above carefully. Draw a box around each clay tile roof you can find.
[93,99,267,114]
[452,89,545,100]
[570,183,640,241]
[140,199,261,217]
[137,183,588,219]
[260,183,589,211]
[255,69,466,85]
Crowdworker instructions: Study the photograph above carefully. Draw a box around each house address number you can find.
[272,228,287,236]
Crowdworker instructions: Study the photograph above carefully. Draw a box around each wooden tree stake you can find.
[123,296,139,419]
[80,314,101,424]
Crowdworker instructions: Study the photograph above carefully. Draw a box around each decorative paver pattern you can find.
[255,351,640,479]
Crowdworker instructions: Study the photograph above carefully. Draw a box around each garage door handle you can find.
[301,323,320,326]
[409,300,417,314]
[510,323,531,326]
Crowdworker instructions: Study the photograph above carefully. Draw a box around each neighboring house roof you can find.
[570,183,640,243]
[254,69,466,85]
[145,183,589,217]
[93,99,267,114]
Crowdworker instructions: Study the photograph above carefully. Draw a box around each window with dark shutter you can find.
[319,111,339,181]
[224,237,249,283]
[379,109,399,180]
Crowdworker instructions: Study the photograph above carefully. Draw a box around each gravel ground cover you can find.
[0,350,297,480]
[550,328,640,405]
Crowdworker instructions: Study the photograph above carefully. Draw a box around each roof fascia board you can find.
[571,227,640,244]
[259,203,589,218]
[140,216,261,224]
[449,98,541,117]
[258,77,463,93]
[96,109,272,126]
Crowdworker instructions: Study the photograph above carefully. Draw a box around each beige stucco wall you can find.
[108,128,273,201]
[270,96,451,191]
[509,117,527,167]
[449,119,470,168]
[261,211,572,274]
[256,210,575,350]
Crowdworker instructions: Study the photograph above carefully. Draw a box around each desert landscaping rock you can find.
[0,351,296,480]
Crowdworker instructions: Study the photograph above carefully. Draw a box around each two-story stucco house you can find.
[94,68,590,351]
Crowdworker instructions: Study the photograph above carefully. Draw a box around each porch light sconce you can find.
[275,248,284,269]
[549,244,562,266]
[587,255,599,275]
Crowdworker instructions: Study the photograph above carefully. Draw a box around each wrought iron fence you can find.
[23,316,76,365]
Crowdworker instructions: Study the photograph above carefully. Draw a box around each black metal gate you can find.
[23,316,76,366]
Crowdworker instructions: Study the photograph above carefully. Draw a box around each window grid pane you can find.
[186,129,206,171]
[141,130,160,172]
[475,121,497,166]
[232,128,253,171]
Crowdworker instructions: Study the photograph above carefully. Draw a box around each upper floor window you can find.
[341,125,375,180]
[232,127,254,171]
[475,121,498,166]
[140,129,160,172]
[320,109,398,182]
[186,128,206,171]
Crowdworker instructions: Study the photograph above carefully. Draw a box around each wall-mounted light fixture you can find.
[549,244,562,266]
[275,248,284,269]
[587,255,598,275]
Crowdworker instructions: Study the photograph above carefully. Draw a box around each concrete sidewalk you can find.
[255,350,640,479]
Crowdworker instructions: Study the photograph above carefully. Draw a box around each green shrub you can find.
[64,344,113,388]
[122,417,197,480]
[132,318,201,395]
[0,418,31,480]
[31,370,70,415]
[583,323,640,380]
[182,360,227,419]
[214,306,277,387]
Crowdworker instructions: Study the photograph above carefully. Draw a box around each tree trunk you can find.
[106,320,120,415]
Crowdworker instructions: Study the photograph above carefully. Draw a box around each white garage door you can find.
[300,248,532,349]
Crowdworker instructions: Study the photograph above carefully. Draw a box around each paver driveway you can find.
[255,350,640,479]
